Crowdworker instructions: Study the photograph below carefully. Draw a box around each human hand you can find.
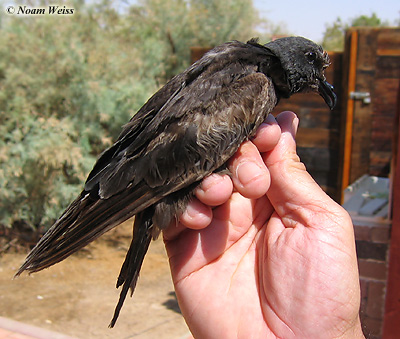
[163,111,364,339]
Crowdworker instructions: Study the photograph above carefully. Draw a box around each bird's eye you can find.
[305,51,317,64]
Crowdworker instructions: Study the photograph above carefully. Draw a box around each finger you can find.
[228,140,270,199]
[263,111,346,230]
[264,111,300,166]
[163,197,213,242]
[251,114,281,153]
[228,114,282,199]
[194,173,233,206]
[165,174,233,240]
[179,197,213,230]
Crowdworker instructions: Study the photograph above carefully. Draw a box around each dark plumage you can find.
[16,37,336,327]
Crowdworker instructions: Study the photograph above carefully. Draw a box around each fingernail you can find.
[199,173,223,192]
[265,114,277,125]
[236,161,263,186]
[292,116,299,136]
[185,202,198,218]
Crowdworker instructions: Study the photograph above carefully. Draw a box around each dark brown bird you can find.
[16,37,336,327]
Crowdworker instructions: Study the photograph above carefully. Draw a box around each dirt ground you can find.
[0,221,191,339]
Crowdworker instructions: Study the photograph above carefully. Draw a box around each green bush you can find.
[0,116,93,228]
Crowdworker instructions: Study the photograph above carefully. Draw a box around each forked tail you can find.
[109,208,154,327]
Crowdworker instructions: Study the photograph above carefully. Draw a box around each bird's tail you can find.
[109,208,153,327]
[15,184,155,277]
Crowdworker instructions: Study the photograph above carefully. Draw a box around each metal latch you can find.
[350,91,371,104]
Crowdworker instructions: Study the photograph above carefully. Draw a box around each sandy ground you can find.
[0,222,191,339]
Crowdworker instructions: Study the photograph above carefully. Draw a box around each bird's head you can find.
[263,36,337,110]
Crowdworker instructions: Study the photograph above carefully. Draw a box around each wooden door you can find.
[340,28,400,197]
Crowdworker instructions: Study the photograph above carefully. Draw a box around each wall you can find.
[354,221,390,338]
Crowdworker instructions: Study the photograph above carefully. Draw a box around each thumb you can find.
[263,111,338,229]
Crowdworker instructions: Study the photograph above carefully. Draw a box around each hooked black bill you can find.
[318,80,337,110]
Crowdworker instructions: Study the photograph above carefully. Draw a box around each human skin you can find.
[163,111,364,339]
